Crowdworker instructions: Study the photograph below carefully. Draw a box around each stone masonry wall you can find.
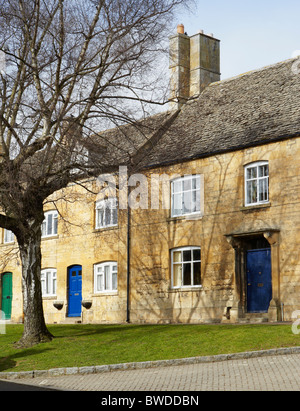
[1,137,300,324]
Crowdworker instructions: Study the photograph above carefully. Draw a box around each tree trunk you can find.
[15,219,53,348]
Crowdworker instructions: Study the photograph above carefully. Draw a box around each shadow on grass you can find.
[47,323,249,343]
[47,323,161,338]
[48,323,247,339]
[0,347,54,372]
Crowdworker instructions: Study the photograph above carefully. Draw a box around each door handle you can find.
[6,296,11,299]
[248,283,251,286]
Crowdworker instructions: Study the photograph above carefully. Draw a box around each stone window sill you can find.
[169,286,203,293]
[240,202,271,212]
[167,213,203,223]
[92,291,118,297]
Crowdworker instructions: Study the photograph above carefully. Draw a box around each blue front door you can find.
[246,249,272,313]
[68,265,82,317]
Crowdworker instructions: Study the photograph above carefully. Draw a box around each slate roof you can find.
[133,57,300,169]
[92,57,300,171]
[87,110,176,168]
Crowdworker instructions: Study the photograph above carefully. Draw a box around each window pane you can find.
[53,277,57,295]
[41,277,45,295]
[47,214,53,235]
[173,264,181,287]
[183,263,191,285]
[54,215,58,234]
[183,250,191,262]
[259,178,268,202]
[112,207,118,225]
[97,273,104,292]
[112,272,117,290]
[172,193,182,216]
[104,265,110,290]
[46,272,51,294]
[191,190,201,213]
[193,262,201,285]
[259,165,268,177]
[42,221,46,237]
[173,180,182,193]
[173,251,182,263]
[183,178,191,191]
[247,180,257,204]
[247,167,257,179]
[193,249,201,261]
[193,176,201,189]
[105,206,111,226]
[183,190,191,214]
[97,208,104,227]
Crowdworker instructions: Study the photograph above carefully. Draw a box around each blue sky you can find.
[176,0,300,79]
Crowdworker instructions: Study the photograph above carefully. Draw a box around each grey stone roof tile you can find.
[136,57,300,169]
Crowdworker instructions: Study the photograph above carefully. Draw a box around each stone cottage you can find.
[1,25,300,324]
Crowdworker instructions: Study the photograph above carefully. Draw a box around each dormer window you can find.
[245,162,269,206]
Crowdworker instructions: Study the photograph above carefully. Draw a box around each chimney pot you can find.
[177,24,185,34]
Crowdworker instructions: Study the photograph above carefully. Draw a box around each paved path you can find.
[8,352,300,391]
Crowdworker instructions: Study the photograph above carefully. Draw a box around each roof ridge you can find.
[184,56,298,106]
[209,56,297,86]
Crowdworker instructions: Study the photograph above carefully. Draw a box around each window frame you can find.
[41,268,57,297]
[94,262,118,294]
[95,198,118,229]
[171,175,201,218]
[42,210,58,238]
[171,246,201,289]
[244,161,269,207]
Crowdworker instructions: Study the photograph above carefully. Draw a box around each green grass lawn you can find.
[0,323,299,373]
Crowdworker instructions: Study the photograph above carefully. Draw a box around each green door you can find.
[1,272,12,320]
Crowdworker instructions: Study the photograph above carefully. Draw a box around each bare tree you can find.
[0,0,191,347]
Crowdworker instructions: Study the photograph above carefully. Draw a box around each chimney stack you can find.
[169,25,221,109]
